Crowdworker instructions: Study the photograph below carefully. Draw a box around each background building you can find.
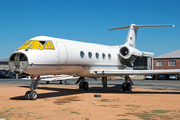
[153,49,180,69]
[0,58,9,70]
[0,58,10,78]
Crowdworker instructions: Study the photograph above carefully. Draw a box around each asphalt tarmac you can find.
[0,78,180,91]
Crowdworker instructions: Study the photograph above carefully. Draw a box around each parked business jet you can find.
[9,24,180,100]
[22,75,79,84]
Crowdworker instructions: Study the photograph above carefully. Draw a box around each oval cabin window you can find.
[108,54,111,60]
[88,52,92,58]
[80,51,85,58]
[102,53,106,59]
[96,53,99,59]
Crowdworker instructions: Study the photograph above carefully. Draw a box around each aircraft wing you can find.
[40,76,79,82]
[92,69,180,76]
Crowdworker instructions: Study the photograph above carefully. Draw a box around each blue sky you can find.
[0,0,180,59]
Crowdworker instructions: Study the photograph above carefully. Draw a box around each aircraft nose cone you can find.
[9,52,28,74]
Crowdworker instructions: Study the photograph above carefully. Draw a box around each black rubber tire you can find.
[25,91,31,100]
[46,81,49,84]
[59,80,63,84]
[29,91,37,100]
[79,82,84,89]
[122,82,132,92]
[126,83,132,91]
[94,94,101,97]
[83,82,89,90]
[122,82,126,92]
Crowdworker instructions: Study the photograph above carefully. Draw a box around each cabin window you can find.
[95,53,99,59]
[80,51,85,58]
[88,52,92,58]
[108,54,111,60]
[102,53,106,59]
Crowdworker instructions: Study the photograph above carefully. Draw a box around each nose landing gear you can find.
[25,76,40,100]
[25,91,37,100]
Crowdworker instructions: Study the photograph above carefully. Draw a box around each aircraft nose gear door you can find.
[56,42,68,70]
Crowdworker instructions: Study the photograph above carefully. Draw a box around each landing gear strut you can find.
[25,76,40,100]
[75,77,89,90]
[102,77,107,88]
[122,76,133,92]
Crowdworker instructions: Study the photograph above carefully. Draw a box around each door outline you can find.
[56,42,68,70]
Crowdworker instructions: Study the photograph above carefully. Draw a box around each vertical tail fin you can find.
[109,24,174,48]
[124,24,138,48]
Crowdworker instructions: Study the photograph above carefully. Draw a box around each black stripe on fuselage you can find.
[28,64,125,69]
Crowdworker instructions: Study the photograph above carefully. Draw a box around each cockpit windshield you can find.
[17,40,55,50]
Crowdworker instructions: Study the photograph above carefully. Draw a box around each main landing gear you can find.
[122,75,134,92]
[102,77,108,88]
[75,76,108,90]
[25,76,40,100]
[75,77,89,90]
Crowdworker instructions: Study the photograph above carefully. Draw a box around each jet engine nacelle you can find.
[119,45,142,60]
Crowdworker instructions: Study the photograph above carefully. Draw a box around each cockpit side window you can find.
[44,41,55,49]
[17,40,32,50]
[39,41,46,45]
[30,40,43,50]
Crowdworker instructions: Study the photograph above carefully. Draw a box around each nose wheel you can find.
[25,75,40,100]
[25,91,37,100]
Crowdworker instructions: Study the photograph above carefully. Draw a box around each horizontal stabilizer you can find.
[109,23,174,49]
[108,24,175,31]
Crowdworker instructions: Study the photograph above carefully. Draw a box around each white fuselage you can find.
[9,24,176,78]
[11,36,124,77]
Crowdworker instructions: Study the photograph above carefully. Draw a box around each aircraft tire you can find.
[79,83,84,89]
[94,94,101,97]
[126,83,131,91]
[59,80,63,84]
[122,82,131,92]
[83,82,89,90]
[122,83,125,92]
[46,81,49,84]
[29,91,37,100]
[25,91,31,100]
[127,83,132,92]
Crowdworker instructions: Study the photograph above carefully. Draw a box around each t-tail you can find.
[109,24,174,67]
[109,24,174,48]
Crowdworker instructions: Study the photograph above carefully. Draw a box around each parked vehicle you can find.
[157,74,166,80]
[169,74,177,80]
[0,75,6,78]
[178,75,180,80]
[144,75,154,80]
[12,75,23,78]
